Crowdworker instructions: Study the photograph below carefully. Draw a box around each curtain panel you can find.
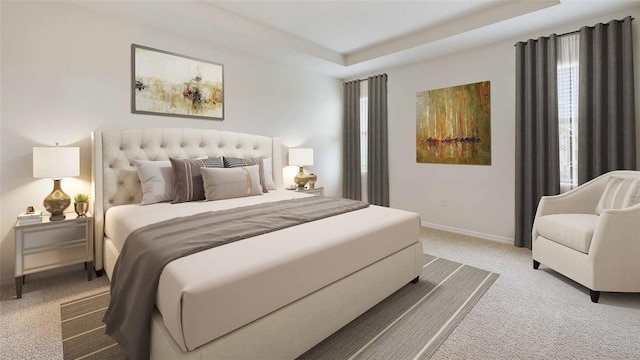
[343,80,361,200]
[578,16,636,184]
[368,74,389,207]
[515,36,561,249]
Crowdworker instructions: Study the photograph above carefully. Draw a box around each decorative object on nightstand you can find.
[14,212,94,299]
[289,148,313,190]
[17,209,43,225]
[74,193,89,217]
[33,144,80,221]
[307,173,317,189]
[295,187,324,196]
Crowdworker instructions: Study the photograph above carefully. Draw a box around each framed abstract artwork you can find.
[131,44,224,120]
[416,81,491,165]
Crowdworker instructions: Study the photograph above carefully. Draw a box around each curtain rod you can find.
[513,16,634,46]
[347,73,388,83]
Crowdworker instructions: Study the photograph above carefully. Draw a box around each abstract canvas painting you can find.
[416,81,491,165]
[132,44,224,120]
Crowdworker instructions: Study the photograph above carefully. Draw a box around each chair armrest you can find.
[532,176,607,241]
[588,204,640,287]
[535,178,607,217]
[590,204,640,255]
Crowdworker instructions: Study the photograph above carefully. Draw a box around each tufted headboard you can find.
[91,128,284,272]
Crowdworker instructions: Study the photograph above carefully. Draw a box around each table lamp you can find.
[288,148,313,190]
[33,145,80,220]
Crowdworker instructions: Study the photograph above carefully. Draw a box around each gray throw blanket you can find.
[103,196,369,360]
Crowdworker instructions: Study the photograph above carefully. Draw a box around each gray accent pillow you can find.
[245,158,268,193]
[133,160,173,205]
[201,165,263,201]
[263,157,278,190]
[170,158,206,203]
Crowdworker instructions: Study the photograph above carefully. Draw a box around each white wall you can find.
[0,2,342,285]
[387,6,640,242]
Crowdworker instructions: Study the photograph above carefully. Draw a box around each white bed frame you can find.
[91,128,422,359]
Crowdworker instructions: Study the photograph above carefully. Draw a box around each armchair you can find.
[532,171,640,303]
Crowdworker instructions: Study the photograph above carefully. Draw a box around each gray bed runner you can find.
[103,196,369,360]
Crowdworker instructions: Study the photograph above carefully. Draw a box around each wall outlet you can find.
[440,199,447,207]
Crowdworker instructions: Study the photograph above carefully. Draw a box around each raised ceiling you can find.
[73,0,639,79]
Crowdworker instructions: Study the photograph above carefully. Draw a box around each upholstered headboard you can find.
[91,128,284,272]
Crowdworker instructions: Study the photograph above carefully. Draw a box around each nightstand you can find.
[294,187,324,196]
[14,212,94,299]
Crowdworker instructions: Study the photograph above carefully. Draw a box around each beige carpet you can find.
[2,227,639,359]
[58,255,498,360]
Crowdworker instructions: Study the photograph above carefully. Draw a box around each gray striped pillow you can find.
[170,158,206,203]
[203,156,223,168]
[223,157,247,168]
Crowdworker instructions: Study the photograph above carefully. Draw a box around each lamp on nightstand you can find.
[33,144,80,221]
[288,148,313,190]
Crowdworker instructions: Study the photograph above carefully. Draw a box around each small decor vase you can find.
[74,202,89,217]
[307,173,317,189]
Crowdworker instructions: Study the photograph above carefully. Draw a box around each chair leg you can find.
[533,260,540,269]
[589,290,600,303]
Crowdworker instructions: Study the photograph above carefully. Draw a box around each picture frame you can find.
[131,44,224,120]
[416,81,491,165]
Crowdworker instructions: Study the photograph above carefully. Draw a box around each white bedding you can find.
[104,190,421,352]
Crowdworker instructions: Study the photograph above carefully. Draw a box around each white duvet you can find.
[104,190,421,352]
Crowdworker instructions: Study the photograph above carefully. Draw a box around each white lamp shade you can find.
[33,146,80,179]
[289,148,313,166]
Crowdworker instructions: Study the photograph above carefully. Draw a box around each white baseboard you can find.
[420,221,513,245]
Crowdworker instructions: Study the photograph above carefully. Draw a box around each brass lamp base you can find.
[44,179,70,221]
[294,166,308,190]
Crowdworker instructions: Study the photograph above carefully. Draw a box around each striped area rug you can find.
[60,255,498,360]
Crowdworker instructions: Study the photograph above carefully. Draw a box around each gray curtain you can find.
[578,16,636,184]
[515,36,560,249]
[343,80,361,200]
[368,74,389,207]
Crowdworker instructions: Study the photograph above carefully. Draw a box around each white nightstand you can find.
[293,187,324,196]
[14,212,94,299]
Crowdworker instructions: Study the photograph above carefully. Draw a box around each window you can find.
[557,34,580,192]
[360,80,368,172]
[359,80,369,202]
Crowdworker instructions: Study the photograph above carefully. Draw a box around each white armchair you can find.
[532,170,640,303]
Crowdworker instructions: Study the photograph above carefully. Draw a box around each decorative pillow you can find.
[622,179,640,208]
[201,165,263,201]
[245,158,268,193]
[263,158,278,190]
[203,156,223,168]
[596,177,635,214]
[224,156,268,193]
[223,157,247,168]
[133,160,173,205]
[170,158,206,203]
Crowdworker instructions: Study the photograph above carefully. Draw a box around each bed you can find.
[91,128,423,359]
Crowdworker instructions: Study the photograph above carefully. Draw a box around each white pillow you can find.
[263,158,278,190]
[596,176,634,214]
[133,160,173,205]
[201,165,263,201]
[622,179,640,208]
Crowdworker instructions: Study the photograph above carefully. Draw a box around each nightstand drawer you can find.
[23,243,88,272]
[22,223,87,250]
